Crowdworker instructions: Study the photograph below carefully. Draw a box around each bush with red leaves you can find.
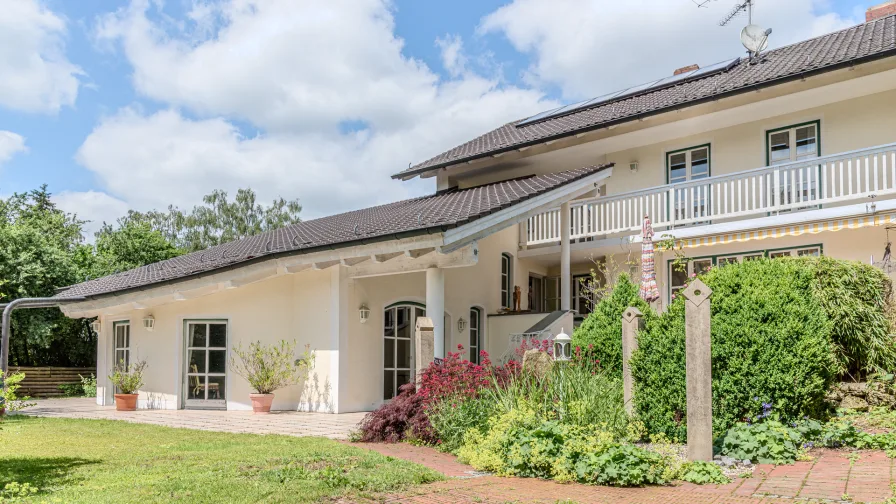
[357,345,520,444]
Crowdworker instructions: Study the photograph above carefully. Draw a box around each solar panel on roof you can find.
[516,57,741,128]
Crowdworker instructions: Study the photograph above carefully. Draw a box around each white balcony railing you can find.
[527,142,896,246]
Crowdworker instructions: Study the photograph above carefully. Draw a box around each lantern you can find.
[553,328,571,362]
[457,317,467,333]
[359,304,371,324]
[90,320,101,335]
[142,315,155,331]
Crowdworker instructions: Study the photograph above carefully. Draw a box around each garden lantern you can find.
[553,328,571,362]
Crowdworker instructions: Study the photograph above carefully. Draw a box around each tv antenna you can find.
[719,0,754,26]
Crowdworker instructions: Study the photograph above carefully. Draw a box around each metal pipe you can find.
[2,297,87,374]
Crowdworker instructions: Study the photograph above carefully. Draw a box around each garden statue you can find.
[513,285,521,311]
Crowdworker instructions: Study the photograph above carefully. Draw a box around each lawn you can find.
[0,416,442,503]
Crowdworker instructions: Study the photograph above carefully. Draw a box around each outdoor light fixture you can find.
[359,304,371,324]
[629,161,639,173]
[142,315,155,331]
[553,328,572,362]
[90,320,101,335]
[457,317,467,333]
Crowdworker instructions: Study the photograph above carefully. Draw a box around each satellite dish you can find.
[741,24,771,54]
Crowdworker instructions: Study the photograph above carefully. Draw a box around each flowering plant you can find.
[418,345,520,405]
[513,338,553,360]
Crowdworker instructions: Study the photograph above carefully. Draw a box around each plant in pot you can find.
[231,340,314,414]
[109,360,147,411]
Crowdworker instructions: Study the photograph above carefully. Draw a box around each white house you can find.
[54,6,896,413]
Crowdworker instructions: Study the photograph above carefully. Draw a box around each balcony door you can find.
[667,145,710,223]
[768,122,820,210]
[383,304,425,400]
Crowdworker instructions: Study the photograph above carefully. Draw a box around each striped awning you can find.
[679,214,896,249]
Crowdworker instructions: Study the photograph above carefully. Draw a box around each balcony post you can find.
[667,187,676,228]
[561,202,571,312]
[773,169,781,210]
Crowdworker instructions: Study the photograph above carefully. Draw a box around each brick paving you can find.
[358,443,896,504]
[17,398,366,439]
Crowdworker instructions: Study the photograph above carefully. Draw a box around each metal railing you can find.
[526,142,896,245]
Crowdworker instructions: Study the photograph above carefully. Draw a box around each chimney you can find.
[674,64,700,76]
[867,1,896,21]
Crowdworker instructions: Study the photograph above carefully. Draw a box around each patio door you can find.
[184,320,228,409]
[383,304,425,400]
[112,321,130,397]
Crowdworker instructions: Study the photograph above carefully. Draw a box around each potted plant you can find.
[231,340,313,414]
[109,360,147,411]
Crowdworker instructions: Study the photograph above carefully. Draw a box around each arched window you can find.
[501,253,513,309]
[383,302,425,400]
[469,308,483,364]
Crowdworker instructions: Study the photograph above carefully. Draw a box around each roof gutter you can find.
[394,48,896,180]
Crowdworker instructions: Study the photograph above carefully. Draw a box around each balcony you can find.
[525,142,896,247]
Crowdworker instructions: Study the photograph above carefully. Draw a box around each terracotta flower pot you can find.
[250,393,275,414]
[114,393,138,411]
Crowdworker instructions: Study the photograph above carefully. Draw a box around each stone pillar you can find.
[560,201,571,311]
[680,279,713,462]
[621,307,643,415]
[425,267,445,359]
[415,316,435,381]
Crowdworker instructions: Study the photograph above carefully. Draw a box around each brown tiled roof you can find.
[56,165,612,300]
[396,14,896,179]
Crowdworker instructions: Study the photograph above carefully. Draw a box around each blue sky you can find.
[0,0,871,237]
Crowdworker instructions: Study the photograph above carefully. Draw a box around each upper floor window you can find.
[667,145,710,184]
[501,253,513,309]
[767,122,820,165]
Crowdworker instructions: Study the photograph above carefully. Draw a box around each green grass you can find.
[0,416,442,503]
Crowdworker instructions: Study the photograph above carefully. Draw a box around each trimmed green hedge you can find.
[572,274,652,377]
[631,258,837,441]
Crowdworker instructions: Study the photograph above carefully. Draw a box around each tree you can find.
[122,188,302,252]
[0,186,95,366]
[89,220,183,278]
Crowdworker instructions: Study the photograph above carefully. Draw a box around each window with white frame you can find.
[469,308,482,364]
[501,253,513,309]
[768,123,819,165]
[768,246,821,259]
[113,321,130,369]
[668,145,710,184]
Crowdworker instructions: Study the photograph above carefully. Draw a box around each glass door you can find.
[383,305,425,400]
[184,320,227,409]
[112,321,130,397]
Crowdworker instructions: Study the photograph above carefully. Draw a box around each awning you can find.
[679,213,896,250]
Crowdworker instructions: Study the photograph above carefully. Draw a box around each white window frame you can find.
[667,145,711,184]
[183,320,228,410]
[767,246,821,259]
[112,321,130,370]
[469,307,483,364]
[383,304,424,400]
[767,122,820,166]
[501,253,513,309]
[669,258,713,296]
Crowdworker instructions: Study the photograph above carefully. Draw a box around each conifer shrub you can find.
[572,273,653,377]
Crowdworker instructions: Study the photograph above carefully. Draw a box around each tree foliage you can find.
[0,185,301,367]
[120,188,302,252]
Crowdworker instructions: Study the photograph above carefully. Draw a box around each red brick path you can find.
[354,443,896,503]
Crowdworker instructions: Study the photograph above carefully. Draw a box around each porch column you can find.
[560,201,571,311]
[425,266,445,359]
[329,266,350,413]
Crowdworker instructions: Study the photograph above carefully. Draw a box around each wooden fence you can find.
[8,367,96,398]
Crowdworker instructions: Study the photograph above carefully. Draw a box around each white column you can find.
[329,266,350,413]
[560,201,571,311]
[426,266,445,359]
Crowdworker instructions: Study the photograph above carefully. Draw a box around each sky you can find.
[0,0,872,238]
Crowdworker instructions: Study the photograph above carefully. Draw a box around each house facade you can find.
[53,7,896,413]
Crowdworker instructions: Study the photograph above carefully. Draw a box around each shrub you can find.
[80,373,97,398]
[577,444,668,487]
[58,383,83,397]
[572,274,653,377]
[356,383,433,443]
[417,347,517,404]
[230,340,314,395]
[679,461,730,485]
[631,258,837,441]
[810,256,896,377]
[427,394,496,453]
[1,372,34,416]
[109,359,147,395]
[481,363,628,437]
[720,420,804,464]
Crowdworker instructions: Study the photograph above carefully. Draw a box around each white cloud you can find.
[0,131,27,165]
[0,0,82,113]
[480,0,860,99]
[53,190,130,240]
[436,34,467,78]
[79,0,554,218]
